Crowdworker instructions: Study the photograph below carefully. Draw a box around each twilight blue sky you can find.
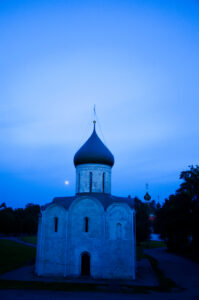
[0,0,199,208]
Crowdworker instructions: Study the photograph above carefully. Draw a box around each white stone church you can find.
[35,122,136,279]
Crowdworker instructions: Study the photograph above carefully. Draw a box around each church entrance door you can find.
[81,252,90,276]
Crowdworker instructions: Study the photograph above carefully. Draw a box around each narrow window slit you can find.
[85,217,89,232]
[89,172,92,192]
[78,173,80,193]
[54,217,58,232]
[102,172,105,193]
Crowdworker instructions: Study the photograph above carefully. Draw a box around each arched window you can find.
[116,223,122,239]
[102,172,105,193]
[84,217,89,232]
[78,173,80,193]
[89,172,92,192]
[54,217,58,232]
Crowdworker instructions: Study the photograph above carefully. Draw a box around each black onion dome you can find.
[74,124,114,167]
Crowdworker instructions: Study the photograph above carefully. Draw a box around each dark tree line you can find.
[134,197,151,243]
[154,165,199,259]
[1,166,197,258]
[0,203,40,235]
[0,197,152,242]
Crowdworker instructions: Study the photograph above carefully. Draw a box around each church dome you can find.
[74,123,114,167]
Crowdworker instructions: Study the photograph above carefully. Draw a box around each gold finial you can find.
[93,105,96,129]
[93,120,96,130]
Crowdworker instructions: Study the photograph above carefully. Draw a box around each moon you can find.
[64,180,69,185]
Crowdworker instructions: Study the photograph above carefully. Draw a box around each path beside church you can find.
[144,247,199,299]
[1,243,199,299]
[0,288,198,300]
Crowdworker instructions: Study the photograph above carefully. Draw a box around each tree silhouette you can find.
[0,203,40,236]
[155,165,199,259]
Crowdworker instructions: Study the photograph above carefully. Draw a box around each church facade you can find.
[35,123,136,279]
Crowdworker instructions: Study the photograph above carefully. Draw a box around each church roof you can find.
[42,193,134,211]
[73,123,114,167]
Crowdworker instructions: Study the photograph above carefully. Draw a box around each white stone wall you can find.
[35,204,68,276]
[36,196,135,279]
[67,197,105,278]
[105,203,135,279]
[75,164,112,194]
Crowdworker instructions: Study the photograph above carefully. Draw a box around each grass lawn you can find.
[136,245,147,261]
[141,240,167,249]
[136,240,166,261]
[20,236,37,245]
[0,238,175,293]
[0,240,36,275]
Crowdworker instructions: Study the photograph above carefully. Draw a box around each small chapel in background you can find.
[35,121,136,279]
